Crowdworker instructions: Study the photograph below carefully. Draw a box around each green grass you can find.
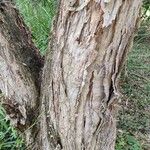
[0,104,25,150]
[15,0,56,54]
[0,0,150,150]
[116,42,150,150]
[116,132,142,150]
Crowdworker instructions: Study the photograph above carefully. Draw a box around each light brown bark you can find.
[0,0,142,150]
[39,0,142,150]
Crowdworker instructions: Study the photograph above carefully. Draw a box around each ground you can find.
[116,42,150,150]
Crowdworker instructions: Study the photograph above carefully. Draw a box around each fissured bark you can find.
[0,0,142,150]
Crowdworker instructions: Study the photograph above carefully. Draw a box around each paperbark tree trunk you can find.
[0,0,142,150]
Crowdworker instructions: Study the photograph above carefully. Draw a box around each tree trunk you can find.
[0,0,142,150]
[39,0,142,150]
[0,1,43,147]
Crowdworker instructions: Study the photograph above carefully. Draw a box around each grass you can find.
[15,0,56,54]
[116,42,150,150]
[0,103,25,150]
[0,0,150,150]
[116,132,142,150]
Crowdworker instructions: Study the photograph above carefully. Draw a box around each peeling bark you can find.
[0,1,43,147]
[0,0,142,150]
[40,0,142,150]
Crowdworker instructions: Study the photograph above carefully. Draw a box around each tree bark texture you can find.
[39,0,142,150]
[0,0,142,150]
[0,1,43,147]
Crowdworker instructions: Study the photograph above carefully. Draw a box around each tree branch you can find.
[0,0,43,133]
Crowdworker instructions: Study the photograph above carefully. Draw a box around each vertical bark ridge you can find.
[40,0,142,150]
